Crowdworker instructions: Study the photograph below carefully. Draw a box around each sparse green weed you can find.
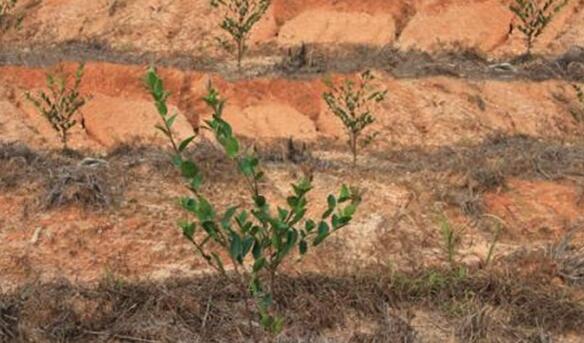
[439,215,461,266]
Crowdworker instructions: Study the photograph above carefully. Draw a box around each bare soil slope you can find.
[1,0,584,342]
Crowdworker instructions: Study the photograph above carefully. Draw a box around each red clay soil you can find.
[0,0,583,303]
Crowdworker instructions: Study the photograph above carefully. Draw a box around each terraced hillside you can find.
[0,0,583,342]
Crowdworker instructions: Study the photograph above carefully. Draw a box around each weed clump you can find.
[45,160,114,209]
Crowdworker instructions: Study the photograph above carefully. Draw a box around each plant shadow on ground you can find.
[1,262,583,343]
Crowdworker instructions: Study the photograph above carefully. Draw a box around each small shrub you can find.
[146,68,362,337]
[323,70,387,166]
[510,0,569,56]
[210,0,270,70]
[25,63,88,151]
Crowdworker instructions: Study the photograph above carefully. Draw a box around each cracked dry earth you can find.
[1,0,584,342]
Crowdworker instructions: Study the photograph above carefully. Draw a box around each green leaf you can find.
[327,194,336,209]
[239,156,258,177]
[272,316,285,335]
[165,114,177,128]
[252,257,266,272]
[221,206,238,230]
[229,233,243,262]
[322,207,334,219]
[190,173,203,190]
[178,135,196,152]
[289,208,306,226]
[180,197,197,213]
[179,222,196,240]
[339,185,351,202]
[314,221,330,246]
[202,221,218,239]
[171,154,182,167]
[223,136,239,158]
[254,195,267,208]
[180,160,199,178]
[236,210,248,227]
[299,240,308,255]
[241,237,254,260]
[156,101,168,116]
[197,197,215,222]
[252,239,263,259]
[305,220,315,233]
[271,232,281,250]
[332,214,350,230]
[342,203,358,218]
[277,207,289,221]
[283,229,298,256]
[155,124,169,136]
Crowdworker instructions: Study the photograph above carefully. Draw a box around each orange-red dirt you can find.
[1,0,583,302]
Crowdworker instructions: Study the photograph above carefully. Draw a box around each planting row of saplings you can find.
[18,59,584,340]
[7,0,584,340]
[20,51,390,341]
[0,0,575,60]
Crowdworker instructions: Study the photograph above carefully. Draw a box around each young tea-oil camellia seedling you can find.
[146,67,362,337]
[0,0,16,20]
[210,0,270,70]
[323,70,387,167]
[574,84,583,107]
[25,63,88,151]
[0,0,18,31]
[510,0,568,56]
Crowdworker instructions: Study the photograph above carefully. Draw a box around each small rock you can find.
[488,63,517,73]
[30,227,42,245]
[78,157,108,168]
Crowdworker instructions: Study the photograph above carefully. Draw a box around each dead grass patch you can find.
[1,263,582,342]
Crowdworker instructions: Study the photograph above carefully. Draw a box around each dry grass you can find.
[1,262,582,343]
[0,41,582,81]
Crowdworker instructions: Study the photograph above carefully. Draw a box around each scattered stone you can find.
[488,63,517,73]
[78,157,109,168]
[30,227,42,245]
